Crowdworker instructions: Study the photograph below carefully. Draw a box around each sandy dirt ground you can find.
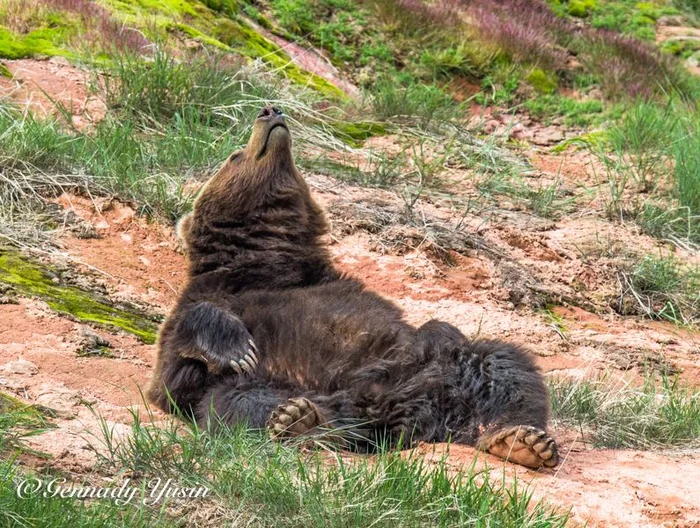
[1,58,699,527]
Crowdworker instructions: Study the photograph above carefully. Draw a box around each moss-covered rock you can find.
[172,22,231,50]
[214,17,347,99]
[0,248,159,344]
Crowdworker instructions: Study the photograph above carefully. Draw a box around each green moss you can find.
[0,248,159,344]
[217,17,346,99]
[0,26,74,60]
[526,68,558,94]
[134,0,200,18]
[173,22,231,50]
[330,121,390,147]
[76,345,115,358]
[243,4,274,29]
[104,0,346,98]
[635,2,661,19]
[569,0,595,17]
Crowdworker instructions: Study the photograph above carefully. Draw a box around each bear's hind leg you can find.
[198,378,293,430]
[452,339,559,468]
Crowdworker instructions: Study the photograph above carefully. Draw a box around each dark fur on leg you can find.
[197,377,295,430]
[443,339,549,445]
[152,358,210,417]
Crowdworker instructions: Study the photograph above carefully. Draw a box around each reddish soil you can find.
[0,58,106,129]
[3,183,699,526]
[1,59,699,527]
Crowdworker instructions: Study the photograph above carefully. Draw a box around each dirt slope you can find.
[1,58,699,527]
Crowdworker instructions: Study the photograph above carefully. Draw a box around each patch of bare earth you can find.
[1,72,699,525]
[2,159,698,524]
[0,58,106,129]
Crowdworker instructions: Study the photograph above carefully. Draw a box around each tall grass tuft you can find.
[620,253,700,326]
[550,376,700,449]
[469,0,570,71]
[0,50,356,232]
[580,30,677,100]
[674,118,700,216]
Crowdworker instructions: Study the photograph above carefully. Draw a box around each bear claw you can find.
[230,348,258,375]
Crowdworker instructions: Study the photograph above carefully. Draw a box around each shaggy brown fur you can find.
[148,106,559,469]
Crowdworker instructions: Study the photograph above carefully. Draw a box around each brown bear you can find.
[148,106,559,469]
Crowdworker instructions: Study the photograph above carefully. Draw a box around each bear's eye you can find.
[228,150,244,163]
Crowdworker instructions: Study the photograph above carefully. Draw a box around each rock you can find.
[509,123,526,139]
[533,127,565,146]
[77,327,113,357]
[483,119,500,135]
[658,15,684,26]
[48,56,71,67]
[35,386,83,419]
[0,359,39,375]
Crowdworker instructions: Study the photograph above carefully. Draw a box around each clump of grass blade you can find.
[550,375,700,449]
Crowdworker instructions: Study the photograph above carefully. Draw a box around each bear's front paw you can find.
[228,339,259,375]
[197,325,259,375]
[179,301,260,375]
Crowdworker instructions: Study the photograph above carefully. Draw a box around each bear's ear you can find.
[227,150,244,162]
[176,213,194,250]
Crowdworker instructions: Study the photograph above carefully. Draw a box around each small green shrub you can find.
[568,0,595,17]
[525,68,558,94]
[622,253,700,325]
[372,74,458,126]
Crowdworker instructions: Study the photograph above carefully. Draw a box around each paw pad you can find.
[268,397,325,438]
[484,425,559,469]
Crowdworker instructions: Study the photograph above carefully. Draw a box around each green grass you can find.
[86,405,569,527]
[0,393,48,456]
[0,48,354,227]
[672,0,700,20]
[550,375,700,449]
[588,100,700,246]
[0,393,170,527]
[552,0,681,41]
[370,73,460,126]
[619,253,700,326]
[523,95,604,127]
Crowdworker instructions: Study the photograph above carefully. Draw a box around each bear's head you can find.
[178,106,328,274]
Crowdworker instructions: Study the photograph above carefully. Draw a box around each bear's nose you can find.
[258,106,283,118]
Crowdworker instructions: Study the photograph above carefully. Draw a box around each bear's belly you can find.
[230,282,415,391]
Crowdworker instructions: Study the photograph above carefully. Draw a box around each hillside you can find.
[1,1,699,526]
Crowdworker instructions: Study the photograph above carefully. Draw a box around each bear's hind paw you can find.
[481,425,558,469]
[268,397,326,439]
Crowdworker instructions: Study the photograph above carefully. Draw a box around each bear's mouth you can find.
[257,122,289,159]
